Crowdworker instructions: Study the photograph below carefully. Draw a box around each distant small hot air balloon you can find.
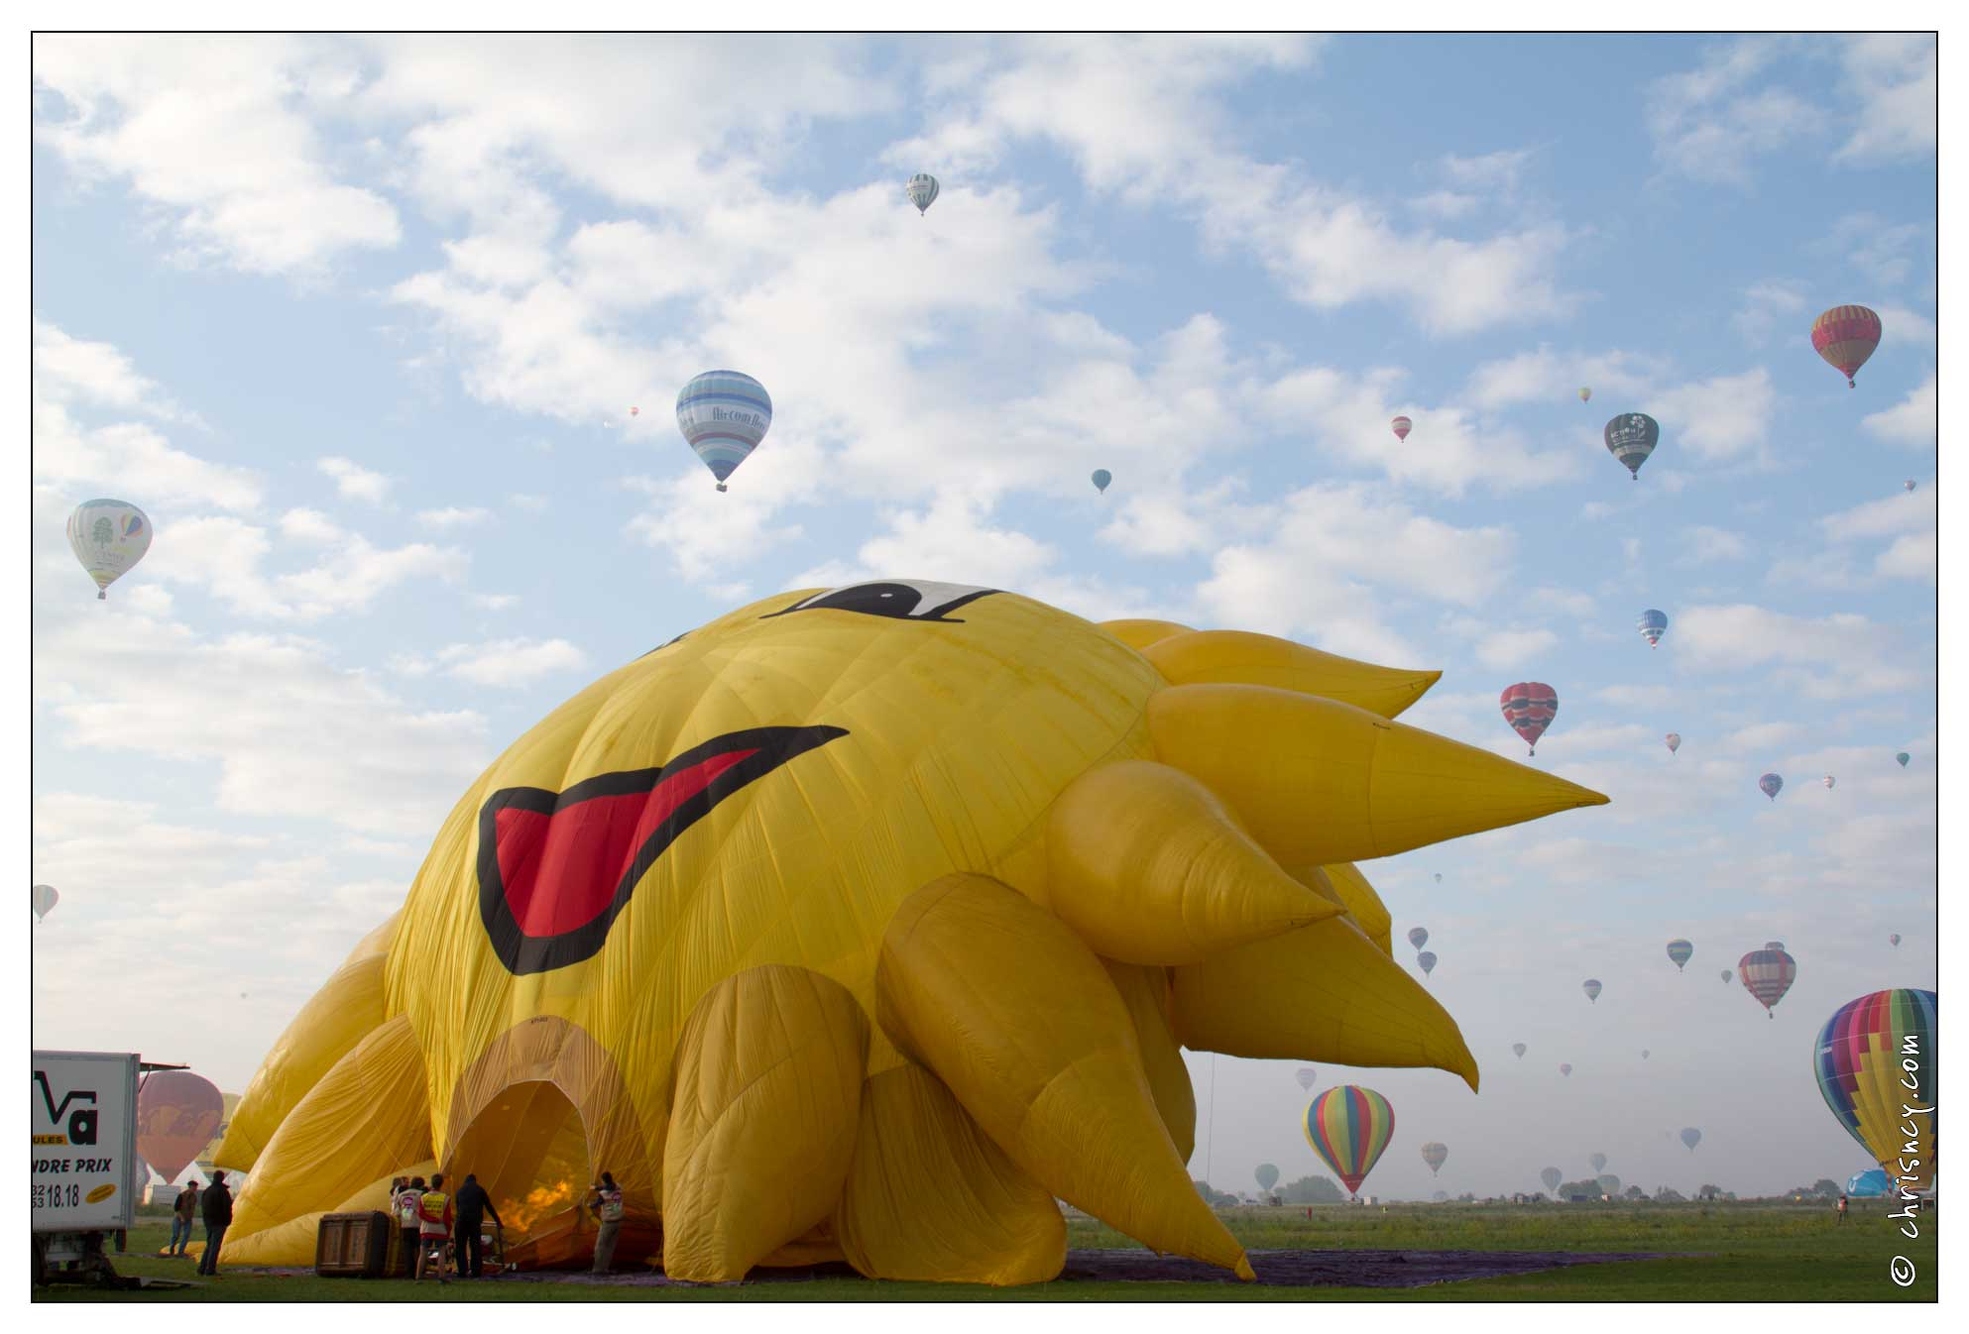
[1255,1162,1281,1193]
[1667,939,1694,971]
[906,172,940,216]
[1296,1067,1318,1091]
[1814,988,1935,1190]
[1559,1063,1572,1077]
[1512,1042,1527,1059]
[1579,387,1592,403]
[1888,933,1901,948]
[1641,1049,1650,1060]
[1091,468,1112,494]
[1433,872,1442,883]
[1604,413,1659,480]
[1421,1142,1449,1176]
[629,406,639,417]
[1582,978,1602,1003]
[1417,950,1437,978]
[677,370,772,492]
[1598,1174,1621,1195]
[32,884,59,923]
[67,499,153,600]
[1895,752,1910,767]
[1500,681,1559,755]
[1738,946,1797,1018]
[1758,772,1783,801]
[1390,415,1413,443]
[1407,927,1430,951]
[1904,479,1916,493]
[1589,1152,1608,1175]
[1811,304,1882,388]
[1304,1086,1395,1200]
[1665,732,1681,755]
[1540,1166,1563,1193]
[1637,609,1668,648]
[1721,969,1733,985]
[1680,1127,1702,1151]
[1822,775,1835,789]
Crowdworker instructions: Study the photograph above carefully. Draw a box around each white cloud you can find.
[1860,372,1935,447]
[471,592,519,611]
[155,514,466,621]
[1650,368,1776,463]
[279,507,345,544]
[32,34,400,276]
[401,638,590,688]
[1873,531,1935,584]
[1730,281,1807,347]
[33,317,196,422]
[1820,488,1934,543]
[1678,526,1749,564]
[1674,603,1927,699]
[414,505,492,529]
[1461,346,1662,412]
[1648,38,1814,183]
[1473,628,1559,671]
[318,455,391,503]
[1833,34,1935,162]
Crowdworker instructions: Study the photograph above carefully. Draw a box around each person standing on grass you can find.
[396,1176,425,1277]
[453,1173,502,1278]
[590,1172,624,1275]
[1837,1193,1850,1224]
[415,1173,454,1284]
[196,1170,233,1276]
[169,1179,200,1256]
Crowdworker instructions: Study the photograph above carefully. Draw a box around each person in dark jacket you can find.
[452,1174,503,1277]
[169,1179,200,1256]
[197,1170,233,1276]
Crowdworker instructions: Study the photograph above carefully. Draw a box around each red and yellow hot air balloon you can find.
[137,1070,226,1183]
[1811,305,1882,388]
[1304,1086,1394,1200]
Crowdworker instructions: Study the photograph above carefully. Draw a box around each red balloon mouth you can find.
[476,725,846,975]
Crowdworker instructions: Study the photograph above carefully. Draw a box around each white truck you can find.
[31,1050,142,1287]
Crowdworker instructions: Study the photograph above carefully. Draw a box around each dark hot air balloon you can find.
[1604,413,1659,480]
[1667,939,1694,971]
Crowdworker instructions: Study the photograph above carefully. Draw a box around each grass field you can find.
[35,1200,1936,1302]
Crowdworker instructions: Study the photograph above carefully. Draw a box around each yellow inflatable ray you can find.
[216,581,1603,1280]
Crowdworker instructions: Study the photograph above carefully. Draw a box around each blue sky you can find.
[28,31,1938,1201]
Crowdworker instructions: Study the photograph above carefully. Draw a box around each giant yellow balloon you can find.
[214,580,1606,1281]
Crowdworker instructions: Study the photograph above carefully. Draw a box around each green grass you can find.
[36,1200,1936,1302]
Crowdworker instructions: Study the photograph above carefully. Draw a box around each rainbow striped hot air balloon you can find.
[1390,415,1413,443]
[676,370,772,492]
[1811,305,1882,388]
[1667,938,1694,971]
[1637,609,1668,648]
[1500,681,1559,755]
[1737,946,1797,1018]
[1421,1142,1449,1176]
[1304,1086,1394,1200]
[1815,989,1936,1191]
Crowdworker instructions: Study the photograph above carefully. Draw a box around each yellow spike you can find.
[835,1065,1067,1284]
[217,953,388,1171]
[1048,760,1341,964]
[1101,960,1196,1162]
[1149,683,1608,867]
[1099,618,1198,652]
[663,965,869,1283]
[1145,629,1441,719]
[879,874,1254,1279]
[1171,918,1479,1091]
[224,1015,432,1257]
[1316,862,1394,956]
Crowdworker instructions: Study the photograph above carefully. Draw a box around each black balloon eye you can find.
[764,580,999,622]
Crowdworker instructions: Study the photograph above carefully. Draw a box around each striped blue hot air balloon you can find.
[1637,609,1668,648]
[906,173,940,215]
[1666,939,1694,971]
[676,371,772,492]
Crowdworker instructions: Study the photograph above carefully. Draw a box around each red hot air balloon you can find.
[1500,682,1559,755]
[136,1070,226,1182]
[1737,946,1797,1019]
[1811,305,1882,388]
[1390,415,1413,443]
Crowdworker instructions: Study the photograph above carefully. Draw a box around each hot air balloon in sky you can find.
[136,1071,226,1183]
[66,498,152,600]
[676,370,772,492]
[1421,1142,1449,1176]
[1665,733,1681,755]
[1589,1152,1608,1175]
[1637,609,1668,648]
[1904,479,1917,493]
[629,406,640,417]
[1407,927,1429,951]
[1604,413,1659,479]
[1759,773,1784,801]
[1417,950,1438,978]
[1811,304,1882,388]
[907,172,940,215]
[1540,1167,1562,1194]
[1304,1086,1395,1200]
[1738,947,1797,1018]
[1559,1063,1572,1077]
[1667,939,1693,971]
[1819,775,1835,790]
[32,884,59,923]
[1255,1163,1281,1193]
[1642,1049,1650,1060]
[1815,989,1936,1191]
[1090,469,1112,494]
[1680,1127,1702,1151]
[1598,1174,1621,1195]
[1391,415,1412,443]
[1500,681,1559,755]
[1296,1067,1318,1092]
[1433,872,1442,883]
[1582,978,1602,1003]
[1721,969,1733,985]
[1896,752,1910,767]
[1578,387,1592,403]
[1889,934,1901,948]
